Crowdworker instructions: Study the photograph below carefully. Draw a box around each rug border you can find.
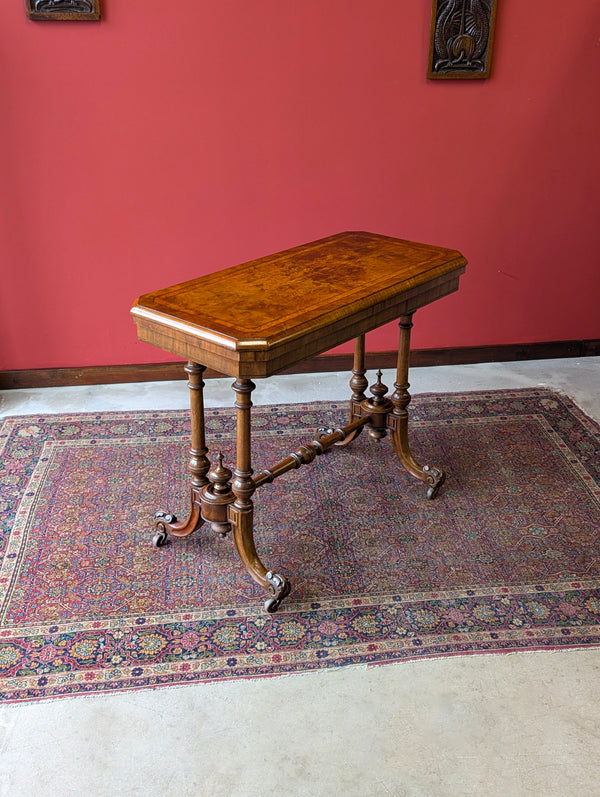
[1,387,599,703]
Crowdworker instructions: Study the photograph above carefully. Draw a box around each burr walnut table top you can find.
[131,231,467,378]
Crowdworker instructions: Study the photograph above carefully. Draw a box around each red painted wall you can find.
[1,1,599,371]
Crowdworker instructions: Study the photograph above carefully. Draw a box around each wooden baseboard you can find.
[1,339,598,390]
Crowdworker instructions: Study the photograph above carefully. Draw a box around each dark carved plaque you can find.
[427,0,497,79]
[25,0,101,21]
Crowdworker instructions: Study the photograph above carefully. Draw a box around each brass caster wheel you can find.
[423,466,445,500]
[152,511,175,547]
[152,530,169,547]
[264,571,291,613]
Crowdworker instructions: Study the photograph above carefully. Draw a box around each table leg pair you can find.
[152,313,445,612]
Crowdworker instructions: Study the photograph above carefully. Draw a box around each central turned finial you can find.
[363,369,392,440]
[202,451,234,537]
[369,370,388,405]
[208,452,232,495]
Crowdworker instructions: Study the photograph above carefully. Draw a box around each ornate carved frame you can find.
[427,0,497,80]
[24,0,101,21]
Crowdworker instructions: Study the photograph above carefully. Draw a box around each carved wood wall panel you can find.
[25,0,101,21]
[427,0,497,79]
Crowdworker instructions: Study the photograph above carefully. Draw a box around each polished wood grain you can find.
[135,231,468,611]
[131,231,466,378]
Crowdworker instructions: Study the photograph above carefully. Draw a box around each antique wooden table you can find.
[131,231,467,611]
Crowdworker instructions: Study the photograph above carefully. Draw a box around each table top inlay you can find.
[131,231,466,377]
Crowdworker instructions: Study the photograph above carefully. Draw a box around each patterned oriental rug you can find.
[1,388,599,703]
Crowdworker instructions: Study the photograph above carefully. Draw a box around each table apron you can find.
[132,273,462,378]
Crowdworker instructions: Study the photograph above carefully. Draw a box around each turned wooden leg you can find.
[333,335,368,447]
[228,379,291,612]
[389,315,446,499]
[153,361,210,545]
[350,334,368,405]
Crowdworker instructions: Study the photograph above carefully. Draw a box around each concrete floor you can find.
[0,358,599,797]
